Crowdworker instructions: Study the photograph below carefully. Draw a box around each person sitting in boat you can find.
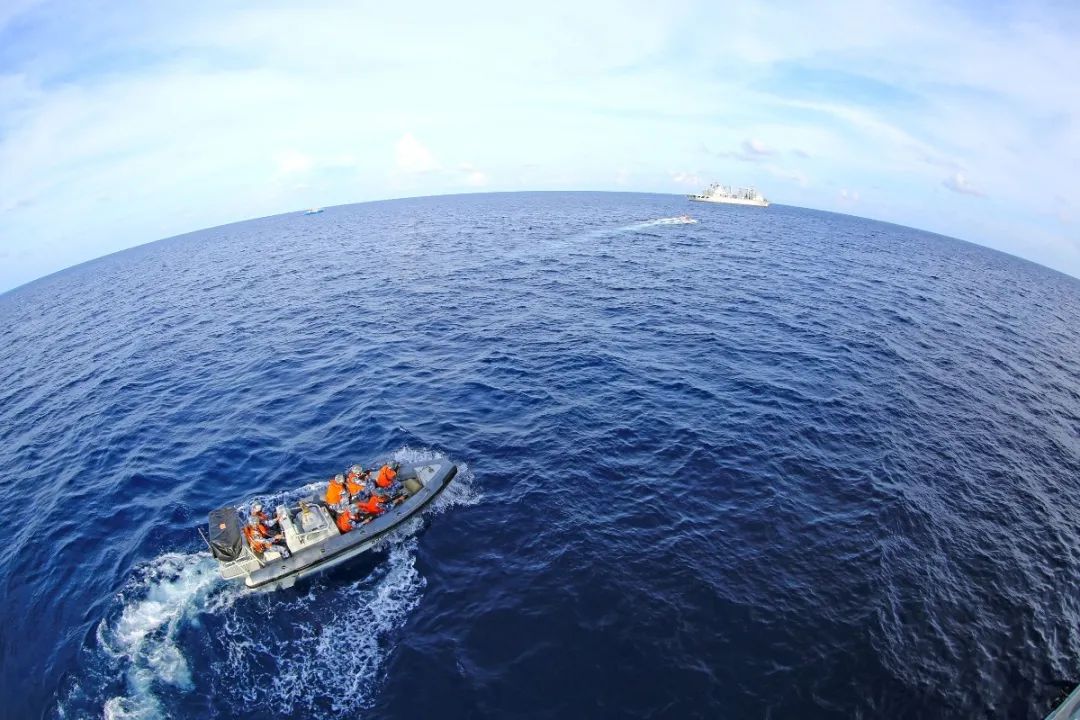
[251,502,278,531]
[375,462,399,489]
[345,464,367,499]
[335,505,358,534]
[355,492,387,517]
[325,474,347,508]
[243,515,285,555]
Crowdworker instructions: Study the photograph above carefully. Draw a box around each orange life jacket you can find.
[253,510,273,530]
[346,476,365,496]
[336,511,354,533]
[243,524,271,552]
[325,481,345,506]
[246,519,271,538]
[357,495,386,515]
[376,465,397,488]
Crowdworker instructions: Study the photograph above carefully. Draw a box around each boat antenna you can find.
[196,526,214,554]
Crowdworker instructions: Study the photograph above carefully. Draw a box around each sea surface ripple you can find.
[1,192,1079,719]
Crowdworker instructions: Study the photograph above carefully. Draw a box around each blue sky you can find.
[1,1,1078,291]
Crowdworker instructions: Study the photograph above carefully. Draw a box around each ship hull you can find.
[688,195,769,207]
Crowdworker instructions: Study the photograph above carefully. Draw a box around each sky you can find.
[1,0,1078,292]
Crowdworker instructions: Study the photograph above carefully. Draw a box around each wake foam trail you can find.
[88,552,234,716]
[60,541,426,719]
[213,536,426,716]
[621,216,698,231]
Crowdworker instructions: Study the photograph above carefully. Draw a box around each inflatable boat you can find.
[204,458,457,590]
[1046,683,1080,720]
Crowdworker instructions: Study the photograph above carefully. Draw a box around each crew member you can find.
[243,515,284,554]
[336,505,356,533]
[356,492,386,517]
[251,502,278,531]
[325,474,347,507]
[375,462,398,489]
[345,464,366,499]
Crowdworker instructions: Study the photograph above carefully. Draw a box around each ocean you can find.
[1,191,1078,719]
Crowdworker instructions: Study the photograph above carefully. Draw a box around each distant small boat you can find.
[304,208,324,215]
[689,183,769,207]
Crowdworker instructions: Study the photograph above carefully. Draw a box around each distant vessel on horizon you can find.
[304,208,324,215]
[689,183,769,207]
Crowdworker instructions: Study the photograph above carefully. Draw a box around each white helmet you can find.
[334,473,345,483]
[252,502,263,513]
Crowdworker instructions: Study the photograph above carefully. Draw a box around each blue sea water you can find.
[1,191,1079,719]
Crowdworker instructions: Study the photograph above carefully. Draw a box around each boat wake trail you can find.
[622,216,698,231]
[55,448,478,720]
[213,538,426,716]
[56,551,234,719]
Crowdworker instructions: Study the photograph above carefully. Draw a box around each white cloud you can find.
[274,149,314,176]
[324,153,359,168]
[942,171,984,197]
[669,170,703,187]
[763,164,808,187]
[388,138,487,188]
[394,133,440,174]
[458,163,488,187]
[742,138,773,157]
[712,138,777,163]
[775,97,954,169]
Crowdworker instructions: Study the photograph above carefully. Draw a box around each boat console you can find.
[278,501,339,553]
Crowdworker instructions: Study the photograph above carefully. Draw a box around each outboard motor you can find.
[208,507,244,561]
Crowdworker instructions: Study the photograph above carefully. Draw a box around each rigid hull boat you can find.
[206,458,457,590]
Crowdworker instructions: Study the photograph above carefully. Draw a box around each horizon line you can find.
[2,189,1076,298]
